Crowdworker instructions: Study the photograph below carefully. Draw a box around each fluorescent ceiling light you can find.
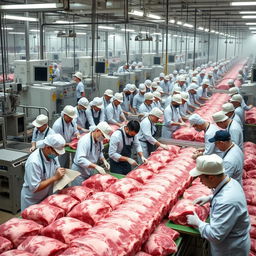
[9,32,25,35]
[4,15,38,22]
[169,19,175,23]
[220,32,224,35]
[231,1,256,6]
[128,10,144,17]
[30,29,40,32]
[215,31,220,34]
[173,35,178,37]
[183,23,193,28]
[98,25,115,30]
[0,3,63,10]
[146,13,161,20]
[246,22,256,25]
[121,28,135,32]
[198,26,204,30]
[240,11,256,14]
[76,32,87,35]
[242,15,256,18]
[205,28,209,32]
[177,21,183,25]
[3,27,13,30]
[140,31,148,34]
[55,20,74,24]
[211,30,215,33]
[249,27,256,29]
[153,32,162,35]
[251,31,256,33]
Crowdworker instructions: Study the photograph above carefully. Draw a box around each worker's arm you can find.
[105,105,122,126]
[30,141,37,152]
[140,119,157,145]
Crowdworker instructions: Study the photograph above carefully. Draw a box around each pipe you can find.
[164,0,169,74]
[39,12,44,59]
[91,0,96,92]
[193,8,197,69]
[216,20,220,62]
[207,11,211,63]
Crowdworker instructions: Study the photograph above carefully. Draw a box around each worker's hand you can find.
[141,156,148,164]
[54,168,66,181]
[102,159,110,171]
[95,165,106,174]
[127,158,139,166]
[117,123,123,127]
[29,146,36,153]
[193,195,212,206]
[76,134,81,139]
[187,212,201,227]
[248,104,254,110]
[180,122,187,127]
[192,151,203,160]
[81,128,89,133]
[159,143,169,150]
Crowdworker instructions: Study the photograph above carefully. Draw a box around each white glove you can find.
[141,156,148,164]
[29,146,36,153]
[160,143,169,150]
[187,212,201,227]
[95,165,106,174]
[193,195,212,206]
[127,158,138,166]
[103,159,110,170]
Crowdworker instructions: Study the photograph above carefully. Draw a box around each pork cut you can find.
[126,169,154,184]
[89,192,123,209]
[58,185,93,202]
[0,236,13,254]
[0,250,34,256]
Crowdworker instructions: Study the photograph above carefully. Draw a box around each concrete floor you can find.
[0,210,21,224]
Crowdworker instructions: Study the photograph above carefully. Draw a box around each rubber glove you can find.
[127,158,138,166]
[103,159,110,170]
[187,212,201,227]
[160,143,169,150]
[193,195,212,206]
[141,156,148,164]
[95,165,106,174]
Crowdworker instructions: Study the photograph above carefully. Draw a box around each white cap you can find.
[149,107,163,118]
[159,72,165,78]
[144,92,154,101]
[144,79,152,88]
[208,71,213,76]
[227,79,234,85]
[73,71,83,80]
[192,70,198,75]
[192,77,198,83]
[180,91,189,101]
[214,67,218,71]
[179,69,185,74]
[124,84,133,92]
[222,103,235,114]
[173,70,178,75]
[104,89,114,97]
[200,69,206,74]
[96,122,112,140]
[189,114,205,125]
[153,91,161,100]
[32,114,48,128]
[153,77,160,83]
[40,134,66,155]
[156,87,164,93]
[78,97,89,108]
[62,105,77,119]
[151,82,158,89]
[228,87,239,96]
[202,79,210,86]
[164,76,170,81]
[172,94,182,104]
[179,75,186,82]
[139,83,146,92]
[137,62,143,66]
[113,92,123,103]
[131,61,137,66]
[130,84,137,92]
[237,74,243,79]
[230,94,243,103]
[169,74,174,79]
[91,97,103,109]
[190,154,224,177]
[212,111,229,123]
[173,87,182,93]
[187,83,198,91]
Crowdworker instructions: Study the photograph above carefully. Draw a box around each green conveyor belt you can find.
[166,220,201,236]
[109,172,125,179]
[65,143,109,153]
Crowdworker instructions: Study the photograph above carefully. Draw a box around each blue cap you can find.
[209,130,231,143]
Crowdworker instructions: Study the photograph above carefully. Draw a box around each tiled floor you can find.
[0,210,21,224]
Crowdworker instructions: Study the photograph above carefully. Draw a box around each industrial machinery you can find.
[79,56,105,77]
[0,149,29,213]
[141,67,153,80]
[99,75,120,95]
[151,65,164,79]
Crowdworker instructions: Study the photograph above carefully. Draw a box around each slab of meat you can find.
[41,217,92,244]
[251,215,256,227]
[245,192,256,206]
[244,158,256,172]
[105,178,142,199]
[172,127,197,141]
[58,247,97,256]
[194,131,205,142]
[248,205,256,216]
[0,236,13,254]
[127,169,154,184]
[17,236,67,256]
[0,250,34,256]
[41,194,79,214]
[144,161,164,173]
[89,192,123,209]
[243,179,256,186]
[0,218,43,248]
[245,108,256,125]
[82,174,118,192]
[251,225,256,239]
[143,233,177,256]
[183,184,212,201]
[21,204,65,227]
[58,186,93,202]
[245,170,256,179]
[135,252,152,256]
[154,224,180,241]
[251,238,256,253]
[249,251,256,256]
[67,199,112,226]
[168,199,209,226]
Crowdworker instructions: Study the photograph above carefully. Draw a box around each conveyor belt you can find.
[158,138,205,148]
[166,220,200,236]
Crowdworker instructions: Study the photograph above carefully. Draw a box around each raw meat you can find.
[154,224,180,241]
[245,193,256,206]
[145,161,164,173]
[17,236,67,256]
[41,194,79,214]
[251,215,256,227]
[251,238,256,253]
[58,186,93,202]
[243,179,256,186]
[251,226,256,239]
[250,251,256,256]
[0,236,13,254]
[143,233,177,256]
[244,158,256,172]
[246,170,256,179]
[0,218,43,247]
[58,247,97,256]
[82,174,118,192]
[245,108,256,125]
[172,127,197,141]
[248,205,256,216]
[41,217,92,244]
[21,204,65,227]
[105,178,142,199]
[135,252,152,256]
[0,250,34,256]
[89,192,123,209]
[194,131,205,142]
[183,184,212,201]
[67,199,112,225]
[126,169,154,184]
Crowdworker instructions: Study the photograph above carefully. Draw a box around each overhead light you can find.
[249,27,256,29]
[30,29,40,32]
[205,28,209,32]
[9,32,25,35]
[3,27,13,30]
[242,15,256,18]
[169,19,175,23]
[215,31,220,34]
[246,22,256,25]
[0,3,63,10]
[231,1,256,6]
[173,35,178,37]
[146,13,161,20]
[210,30,215,33]
[55,20,74,24]
[177,21,183,25]
[220,32,224,35]
[140,31,148,34]
[129,10,144,17]
[121,28,135,32]
[76,32,87,35]
[4,15,38,22]
[153,32,162,35]
[183,23,193,28]
[198,26,204,30]
[98,25,115,30]
[108,34,116,37]
[152,19,165,23]
[240,11,256,14]
[75,24,88,27]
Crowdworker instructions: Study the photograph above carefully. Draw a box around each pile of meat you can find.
[245,107,256,125]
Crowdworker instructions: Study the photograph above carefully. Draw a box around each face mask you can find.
[97,135,105,142]
[48,154,57,159]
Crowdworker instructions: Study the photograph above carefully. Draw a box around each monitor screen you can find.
[34,67,48,82]
[168,55,175,63]
[95,62,105,73]
[188,53,193,59]
[153,56,161,65]
[53,54,59,60]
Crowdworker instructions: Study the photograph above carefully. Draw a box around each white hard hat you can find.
[173,70,178,75]
[149,107,163,119]
[144,79,152,87]
[189,114,205,125]
[153,91,161,99]
[172,94,182,104]
[227,79,234,85]
[237,74,243,79]
[179,69,185,74]
[131,61,137,66]
[40,134,66,155]
[62,105,77,119]
[113,92,123,103]
[91,97,103,109]
[192,77,198,83]
[192,70,198,75]
[137,62,143,66]
[228,87,239,96]
[178,75,186,82]
[212,111,229,123]
[190,154,224,177]
[202,79,210,86]
[139,83,146,92]
[187,83,198,91]
[230,94,243,103]
[96,121,113,140]
[156,86,164,93]
[159,72,165,78]
[164,76,170,81]
[78,97,89,108]
[222,103,235,114]
[104,89,114,97]
[144,92,154,101]
[151,82,158,89]
[130,84,137,92]
[180,91,189,101]
[173,87,182,93]
[124,84,134,92]
[73,71,83,81]
[208,71,213,76]
[32,114,48,128]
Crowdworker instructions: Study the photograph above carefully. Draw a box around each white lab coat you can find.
[106,103,125,124]
[53,68,60,81]
[231,112,243,128]
[226,120,243,151]
[160,81,173,94]
[153,101,163,111]
[196,86,208,100]
[76,81,85,100]
[86,107,105,127]
[132,93,145,111]
[179,102,189,117]
[74,107,88,133]
[234,106,244,124]
[102,97,111,116]
[138,102,153,114]
[117,66,128,73]
[165,95,172,108]
[31,127,55,147]
[121,93,132,112]
[204,124,221,156]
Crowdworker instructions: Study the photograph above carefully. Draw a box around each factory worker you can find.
[238,69,246,80]
[209,130,244,184]
[217,64,224,78]
[106,93,127,127]
[229,87,253,110]
[173,75,187,92]
[117,63,129,73]
[159,72,165,82]
[206,71,215,87]
[73,72,85,102]
[122,84,135,115]
[86,97,105,127]
[213,67,219,81]
[132,83,146,113]
[136,62,144,69]
[109,120,146,175]
[30,114,55,152]
[187,154,250,256]
[162,94,186,138]
[52,63,60,81]
[227,79,236,88]
[75,97,90,134]
[160,76,173,95]
[212,111,243,151]
[230,94,244,124]
[187,83,201,110]
[197,69,206,85]
[152,91,163,110]
[191,76,199,85]
[21,134,66,211]
[71,122,113,186]
[52,105,80,167]
[189,114,220,159]
[138,108,168,158]
[144,79,152,92]
[222,103,242,128]
[179,69,185,75]
[102,89,114,114]
[179,92,192,120]
[138,92,154,114]
[165,87,181,108]
[172,70,178,82]
[196,79,210,102]
[151,81,159,92]
[237,74,244,85]
[129,61,137,71]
